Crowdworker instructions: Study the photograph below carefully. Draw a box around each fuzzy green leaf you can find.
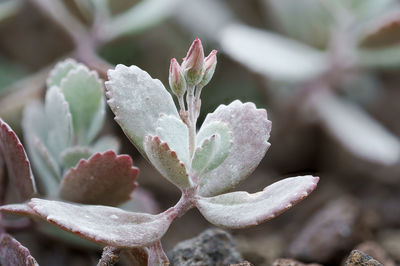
[196,175,319,228]
[59,151,138,206]
[45,86,73,158]
[46,58,79,88]
[144,135,190,189]
[105,64,179,156]
[60,65,103,144]
[0,119,36,201]
[198,100,272,197]
[92,135,120,154]
[60,146,92,169]
[28,198,172,248]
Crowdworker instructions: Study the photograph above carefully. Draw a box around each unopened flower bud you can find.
[169,58,186,98]
[200,50,217,87]
[182,38,205,88]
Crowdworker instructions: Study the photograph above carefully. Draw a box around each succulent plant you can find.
[0,39,319,265]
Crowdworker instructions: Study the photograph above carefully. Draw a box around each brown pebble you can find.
[272,258,322,266]
[344,250,382,266]
[355,241,395,266]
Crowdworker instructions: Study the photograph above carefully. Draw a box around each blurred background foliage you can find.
[2,0,400,265]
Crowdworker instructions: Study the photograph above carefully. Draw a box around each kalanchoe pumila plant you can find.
[1,39,319,265]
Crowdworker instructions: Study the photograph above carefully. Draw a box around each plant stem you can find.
[186,87,196,157]
[148,241,169,266]
[97,246,121,266]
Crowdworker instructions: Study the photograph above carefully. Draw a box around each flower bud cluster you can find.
[168,38,217,98]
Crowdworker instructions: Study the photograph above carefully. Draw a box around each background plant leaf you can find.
[310,90,400,165]
[29,198,173,248]
[220,24,326,82]
[44,86,73,158]
[59,150,138,206]
[92,135,120,154]
[0,119,36,201]
[196,175,319,229]
[144,135,190,189]
[106,64,179,156]
[46,58,79,89]
[60,65,103,144]
[0,233,39,266]
[198,101,272,197]
[59,146,92,169]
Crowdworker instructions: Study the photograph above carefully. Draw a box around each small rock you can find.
[355,241,395,266]
[168,228,242,266]
[288,197,361,263]
[272,258,322,266]
[344,250,382,266]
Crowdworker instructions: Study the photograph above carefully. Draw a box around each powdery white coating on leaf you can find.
[0,203,37,217]
[196,175,319,229]
[0,119,36,201]
[59,150,138,206]
[198,100,272,197]
[155,115,189,167]
[46,58,79,88]
[59,146,92,169]
[105,64,179,156]
[45,86,73,159]
[29,198,172,248]
[144,135,190,189]
[0,233,39,266]
[311,91,400,165]
[60,65,103,144]
[33,136,61,181]
[194,121,232,175]
[86,97,106,144]
[220,24,326,82]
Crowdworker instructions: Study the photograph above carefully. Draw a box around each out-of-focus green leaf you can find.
[92,135,120,154]
[0,58,28,97]
[44,87,73,158]
[60,146,92,169]
[103,0,182,41]
[60,65,103,144]
[46,59,79,89]
[220,24,327,83]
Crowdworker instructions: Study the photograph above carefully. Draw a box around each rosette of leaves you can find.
[1,40,319,265]
[22,58,139,206]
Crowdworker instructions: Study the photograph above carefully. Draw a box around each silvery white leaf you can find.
[29,198,172,248]
[106,64,179,156]
[196,175,319,228]
[46,58,79,88]
[198,100,271,197]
